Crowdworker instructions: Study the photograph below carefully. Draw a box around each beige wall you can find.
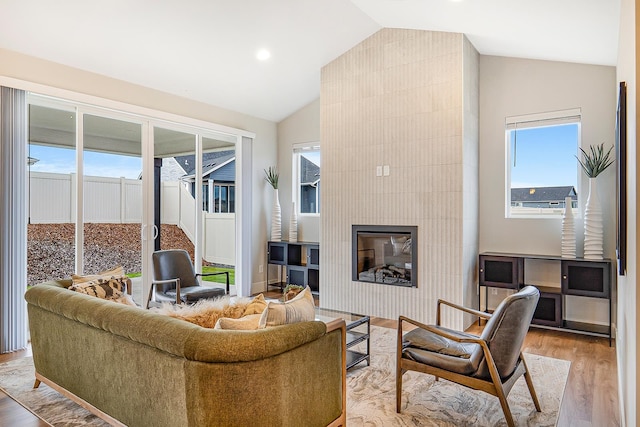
[320,28,479,328]
[462,37,480,325]
[479,56,617,325]
[615,0,638,423]
[276,98,321,243]
[0,48,277,293]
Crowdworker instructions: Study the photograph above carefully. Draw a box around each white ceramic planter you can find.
[583,178,603,259]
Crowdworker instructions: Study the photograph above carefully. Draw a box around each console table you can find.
[479,252,612,345]
[267,241,319,294]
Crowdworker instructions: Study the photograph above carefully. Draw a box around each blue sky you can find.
[509,123,579,189]
[301,150,320,166]
[29,145,142,179]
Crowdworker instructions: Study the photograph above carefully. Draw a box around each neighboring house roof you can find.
[160,157,188,181]
[300,156,320,185]
[511,186,577,203]
[176,150,235,181]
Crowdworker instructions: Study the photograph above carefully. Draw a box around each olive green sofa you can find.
[25,280,346,427]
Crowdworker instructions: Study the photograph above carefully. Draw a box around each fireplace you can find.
[352,225,417,287]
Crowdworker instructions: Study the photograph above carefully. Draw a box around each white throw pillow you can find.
[214,313,263,330]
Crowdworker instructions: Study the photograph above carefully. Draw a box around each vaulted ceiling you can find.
[0,0,620,122]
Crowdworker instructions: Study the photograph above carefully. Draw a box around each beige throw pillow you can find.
[214,313,263,330]
[258,286,315,328]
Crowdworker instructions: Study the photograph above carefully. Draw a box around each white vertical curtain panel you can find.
[0,86,28,353]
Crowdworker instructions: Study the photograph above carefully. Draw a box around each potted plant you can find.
[576,143,614,178]
[264,166,279,189]
[264,166,281,241]
[576,143,614,260]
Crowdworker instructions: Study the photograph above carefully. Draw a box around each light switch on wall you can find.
[383,165,390,176]
[376,166,383,177]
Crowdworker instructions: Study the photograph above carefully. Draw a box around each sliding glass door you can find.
[150,126,237,292]
[27,103,77,286]
[26,93,246,302]
[82,113,143,297]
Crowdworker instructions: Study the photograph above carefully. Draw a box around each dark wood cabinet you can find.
[479,252,612,345]
[531,287,563,327]
[479,255,524,289]
[561,259,610,298]
[267,241,319,294]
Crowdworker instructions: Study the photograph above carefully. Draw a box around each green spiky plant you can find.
[264,166,279,189]
[576,143,614,178]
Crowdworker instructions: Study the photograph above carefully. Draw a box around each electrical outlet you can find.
[259,264,263,273]
[491,288,498,295]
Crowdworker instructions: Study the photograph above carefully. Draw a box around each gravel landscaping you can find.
[27,223,196,286]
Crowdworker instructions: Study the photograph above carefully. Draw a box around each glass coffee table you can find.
[314,307,370,370]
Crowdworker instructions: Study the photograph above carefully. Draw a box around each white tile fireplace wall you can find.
[320,28,479,330]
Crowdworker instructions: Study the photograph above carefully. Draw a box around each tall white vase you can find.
[289,202,298,243]
[583,178,604,259]
[561,196,576,258]
[270,189,281,241]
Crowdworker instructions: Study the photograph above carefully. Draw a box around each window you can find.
[293,144,320,214]
[506,109,581,218]
[213,183,235,213]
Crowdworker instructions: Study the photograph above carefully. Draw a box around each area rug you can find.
[0,356,109,426]
[0,325,570,426]
[346,326,570,426]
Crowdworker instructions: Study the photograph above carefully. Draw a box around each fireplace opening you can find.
[352,225,417,287]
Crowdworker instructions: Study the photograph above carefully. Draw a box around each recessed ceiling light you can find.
[256,49,271,61]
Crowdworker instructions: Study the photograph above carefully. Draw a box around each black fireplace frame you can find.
[352,225,418,288]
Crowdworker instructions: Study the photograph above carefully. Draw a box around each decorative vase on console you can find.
[289,202,298,243]
[264,166,281,241]
[561,196,576,258]
[577,143,614,260]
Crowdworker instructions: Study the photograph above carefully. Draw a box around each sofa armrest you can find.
[325,318,347,427]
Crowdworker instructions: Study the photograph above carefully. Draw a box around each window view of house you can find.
[175,150,236,214]
[295,146,320,214]
[506,114,580,217]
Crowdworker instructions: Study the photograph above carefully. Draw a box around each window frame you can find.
[213,182,235,213]
[505,108,582,219]
[292,142,320,216]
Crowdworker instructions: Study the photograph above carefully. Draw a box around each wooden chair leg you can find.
[396,367,403,413]
[396,321,404,413]
[522,357,542,412]
[496,388,516,427]
[33,379,41,389]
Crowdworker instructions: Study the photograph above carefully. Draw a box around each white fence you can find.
[29,171,235,266]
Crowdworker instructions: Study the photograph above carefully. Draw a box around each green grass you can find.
[125,266,234,285]
[201,266,235,285]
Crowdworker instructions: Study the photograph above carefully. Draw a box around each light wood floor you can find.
[0,293,619,427]
[374,316,620,427]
